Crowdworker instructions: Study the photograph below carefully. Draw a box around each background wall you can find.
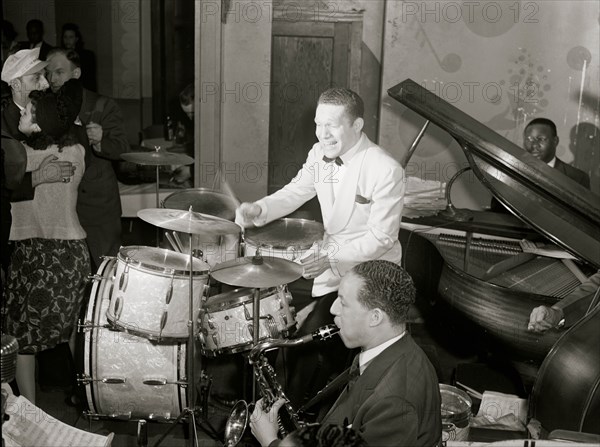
[5,1,599,208]
[3,0,57,46]
[379,0,600,208]
[220,0,272,202]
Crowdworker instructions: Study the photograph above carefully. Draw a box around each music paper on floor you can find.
[3,395,113,447]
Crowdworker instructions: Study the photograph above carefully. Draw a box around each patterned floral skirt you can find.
[2,238,91,354]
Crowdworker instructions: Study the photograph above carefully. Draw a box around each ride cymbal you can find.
[210,255,303,288]
[122,150,194,166]
[138,208,240,235]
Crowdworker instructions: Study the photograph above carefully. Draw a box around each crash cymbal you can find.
[210,255,303,288]
[138,208,240,235]
[122,149,194,166]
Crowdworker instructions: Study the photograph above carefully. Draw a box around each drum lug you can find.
[119,267,129,292]
[243,304,251,321]
[142,377,168,386]
[102,376,127,384]
[165,279,174,305]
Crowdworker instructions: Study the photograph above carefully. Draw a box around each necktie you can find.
[347,354,360,391]
[323,155,343,166]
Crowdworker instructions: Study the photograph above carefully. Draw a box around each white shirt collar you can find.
[13,100,24,111]
[358,331,406,374]
[338,132,365,165]
[547,157,557,168]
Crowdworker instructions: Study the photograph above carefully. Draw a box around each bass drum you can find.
[80,257,187,420]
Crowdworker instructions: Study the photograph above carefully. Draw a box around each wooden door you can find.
[268,11,363,221]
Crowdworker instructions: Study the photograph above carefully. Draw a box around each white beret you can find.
[1,48,48,83]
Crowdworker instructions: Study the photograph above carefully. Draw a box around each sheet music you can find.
[475,390,528,426]
[3,395,111,447]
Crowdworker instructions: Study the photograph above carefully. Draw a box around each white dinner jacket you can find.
[245,133,405,296]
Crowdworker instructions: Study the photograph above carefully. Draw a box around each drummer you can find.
[236,88,405,406]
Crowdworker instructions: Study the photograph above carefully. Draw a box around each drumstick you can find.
[221,179,241,207]
[165,233,180,252]
[172,232,185,253]
[213,165,241,207]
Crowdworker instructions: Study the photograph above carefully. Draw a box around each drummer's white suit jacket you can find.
[238,133,405,296]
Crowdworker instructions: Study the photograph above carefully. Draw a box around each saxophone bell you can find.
[224,401,251,447]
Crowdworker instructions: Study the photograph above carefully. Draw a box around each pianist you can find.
[491,118,589,212]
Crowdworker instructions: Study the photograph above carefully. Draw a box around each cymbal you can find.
[138,208,240,235]
[210,256,303,288]
[122,150,194,166]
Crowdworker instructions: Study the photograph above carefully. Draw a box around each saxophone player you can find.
[250,260,442,447]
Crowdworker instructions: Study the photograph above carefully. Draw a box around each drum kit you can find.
[76,143,324,446]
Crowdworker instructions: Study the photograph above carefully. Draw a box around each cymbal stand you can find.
[154,146,161,247]
[249,247,264,402]
[152,232,203,447]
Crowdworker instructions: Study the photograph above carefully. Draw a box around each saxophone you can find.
[223,324,340,447]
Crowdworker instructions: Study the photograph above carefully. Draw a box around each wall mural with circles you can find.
[380,0,600,206]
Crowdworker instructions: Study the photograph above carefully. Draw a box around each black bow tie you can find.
[323,155,343,166]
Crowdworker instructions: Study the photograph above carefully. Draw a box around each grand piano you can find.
[388,80,600,435]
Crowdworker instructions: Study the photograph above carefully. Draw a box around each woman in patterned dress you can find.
[4,87,89,404]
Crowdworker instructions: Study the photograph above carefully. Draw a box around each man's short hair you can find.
[318,88,364,122]
[351,260,415,325]
[525,118,557,137]
[26,19,44,32]
[179,83,194,106]
[47,47,81,69]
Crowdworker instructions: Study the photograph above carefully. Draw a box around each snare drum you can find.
[244,218,324,262]
[80,258,187,420]
[163,188,240,267]
[199,287,296,356]
[107,246,210,341]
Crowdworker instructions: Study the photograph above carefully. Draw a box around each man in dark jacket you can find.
[46,48,128,269]
[491,117,590,212]
[251,261,442,447]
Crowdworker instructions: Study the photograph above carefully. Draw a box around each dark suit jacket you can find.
[17,41,53,60]
[320,334,442,447]
[491,157,591,212]
[554,158,590,189]
[76,88,129,225]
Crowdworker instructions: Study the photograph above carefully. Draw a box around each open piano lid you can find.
[388,79,600,268]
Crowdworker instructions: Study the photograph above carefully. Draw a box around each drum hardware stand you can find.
[152,231,212,447]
